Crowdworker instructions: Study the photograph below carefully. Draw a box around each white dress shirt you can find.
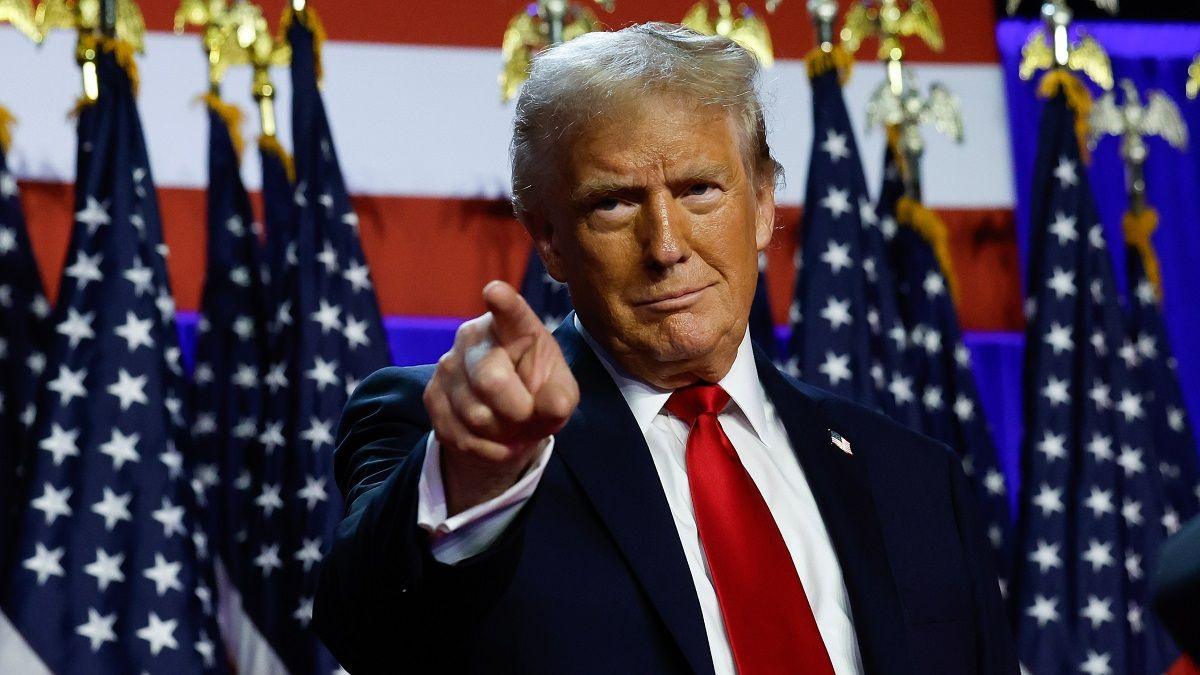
[417,320,864,674]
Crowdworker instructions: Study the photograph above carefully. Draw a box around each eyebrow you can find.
[570,163,733,205]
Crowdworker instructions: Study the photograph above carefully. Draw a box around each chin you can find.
[647,311,730,363]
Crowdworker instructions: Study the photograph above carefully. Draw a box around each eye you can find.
[685,183,718,198]
[594,197,622,212]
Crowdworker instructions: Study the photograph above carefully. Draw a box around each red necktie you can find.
[666,384,835,675]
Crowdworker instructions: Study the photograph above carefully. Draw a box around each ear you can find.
[521,210,567,283]
[753,177,777,253]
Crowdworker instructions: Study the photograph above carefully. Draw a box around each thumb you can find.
[483,280,546,349]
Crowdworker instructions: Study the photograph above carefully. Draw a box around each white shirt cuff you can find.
[416,433,554,564]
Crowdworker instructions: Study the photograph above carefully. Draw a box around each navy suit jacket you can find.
[314,318,1017,674]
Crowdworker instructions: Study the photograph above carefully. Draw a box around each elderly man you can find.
[314,22,1014,674]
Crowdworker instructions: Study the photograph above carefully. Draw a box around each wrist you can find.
[440,438,549,517]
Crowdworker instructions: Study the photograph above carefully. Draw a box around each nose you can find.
[641,191,692,271]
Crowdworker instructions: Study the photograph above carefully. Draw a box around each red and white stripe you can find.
[0,0,1022,330]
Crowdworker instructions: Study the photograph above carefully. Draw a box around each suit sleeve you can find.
[312,366,533,673]
[946,451,1019,675]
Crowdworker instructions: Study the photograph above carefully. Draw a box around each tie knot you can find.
[665,383,730,424]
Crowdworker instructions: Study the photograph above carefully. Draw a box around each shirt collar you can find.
[573,315,771,445]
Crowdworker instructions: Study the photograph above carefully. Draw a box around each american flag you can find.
[1013,78,1179,674]
[0,45,224,673]
[190,97,272,611]
[1121,211,1199,531]
[0,105,51,568]
[785,58,917,426]
[236,9,390,673]
[877,139,1012,587]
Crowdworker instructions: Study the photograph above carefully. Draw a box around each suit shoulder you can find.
[351,364,436,401]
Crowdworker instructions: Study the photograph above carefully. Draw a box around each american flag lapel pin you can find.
[830,430,852,455]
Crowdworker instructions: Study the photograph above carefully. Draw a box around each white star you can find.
[0,226,13,255]
[1135,332,1157,361]
[318,192,334,212]
[254,543,283,577]
[343,260,372,293]
[1044,322,1073,355]
[1081,539,1115,572]
[293,180,308,207]
[1135,279,1158,305]
[56,307,95,349]
[294,537,324,572]
[859,197,879,227]
[39,423,81,465]
[1032,483,1064,516]
[820,241,853,274]
[1088,224,1106,250]
[1122,498,1144,527]
[1115,391,1144,422]
[953,395,975,422]
[1088,381,1112,410]
[232,363,259,389]
[256,484,284,516]
[1036,431,1067,462]
[1079,595,1115,630]
[301,417,335,451]
[0,171,17,199]
[98,428,141,470]
[1046,267,1076,300]
[151,497,186,538]
[1028,540,1062,573]
[984,469,1006,497]
[1026,594,1059,627]
[122,257,155,297]
[1083,487,1114,518]
[265,362,288,392]
[343,314,371,349]
[317,242,339,273]
[1164,508,1181,534]
[922,386,944,411]
[817,351,852,387]
[1053,156,1078,188]
[193,363,214,385]
[311,299,343,334]
[821,129,851,161]
[229,266,251,287]
[820,186,852,218]
[195,631,216,667]
[1127,602,1144,634]
[91,487,132,531]
[1118,340,1140,369]
[1080,650,1112,675]
[1047,211,1077,246]
[107,369,148,410]
[923,271,945,298]
[136,612,179,655]
[1126,550,1144,579]
[259,421,286,453]
[156,289,176,321]
[193,412,217,436]
[84,548,125,591]
[233,417,258,439]
[1090,329,1107,356]
[232,315,255,341]
[342,211,360,229]
[1041,376,1070,407]
[26,350,45,376]
[819,297,852,331]
[888,375,914,405]
[76,608,118,652]
[24,542,65,584]
[31,483,73,525]
[225,214,245,236]
[160,442,184,479]
[143,553,183,596]
[1117,445,1145,476]
[75,196,111,234]
[113,311,155,352]
[293,597,315,627]
[298,476,329,511]
[306,357,340,391]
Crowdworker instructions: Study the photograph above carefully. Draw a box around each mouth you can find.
[633,283,715,312]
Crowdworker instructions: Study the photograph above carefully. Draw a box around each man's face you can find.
[530,96,775,384]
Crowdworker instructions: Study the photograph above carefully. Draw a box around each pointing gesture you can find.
[424,281,579,516]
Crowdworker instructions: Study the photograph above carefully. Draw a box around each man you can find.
[314,23,1015,674]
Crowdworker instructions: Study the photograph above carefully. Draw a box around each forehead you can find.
[563,97,745,183]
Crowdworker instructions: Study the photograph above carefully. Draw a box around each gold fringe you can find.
[279,3,327,85]
[0,105,14,154]
[1037,69,1092,163]
[259,134,296,184]
[804,44,853,85]
[202,93,246,159]
[885,123,910,185]
[897,196,960,306]
[1123,207,1163,302]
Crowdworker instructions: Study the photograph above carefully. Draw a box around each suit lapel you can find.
[754,348,913,674]
[552,317,715,675]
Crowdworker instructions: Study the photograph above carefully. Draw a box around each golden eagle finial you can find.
[0,0,38,41]
[841,0,943,61]
[681,1,779,67]
[500,1,613,103]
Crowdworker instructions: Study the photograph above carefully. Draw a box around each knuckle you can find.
[462,403,494,430]
[472,364,509,395]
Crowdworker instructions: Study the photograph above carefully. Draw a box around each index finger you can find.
[482,280,547,350]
